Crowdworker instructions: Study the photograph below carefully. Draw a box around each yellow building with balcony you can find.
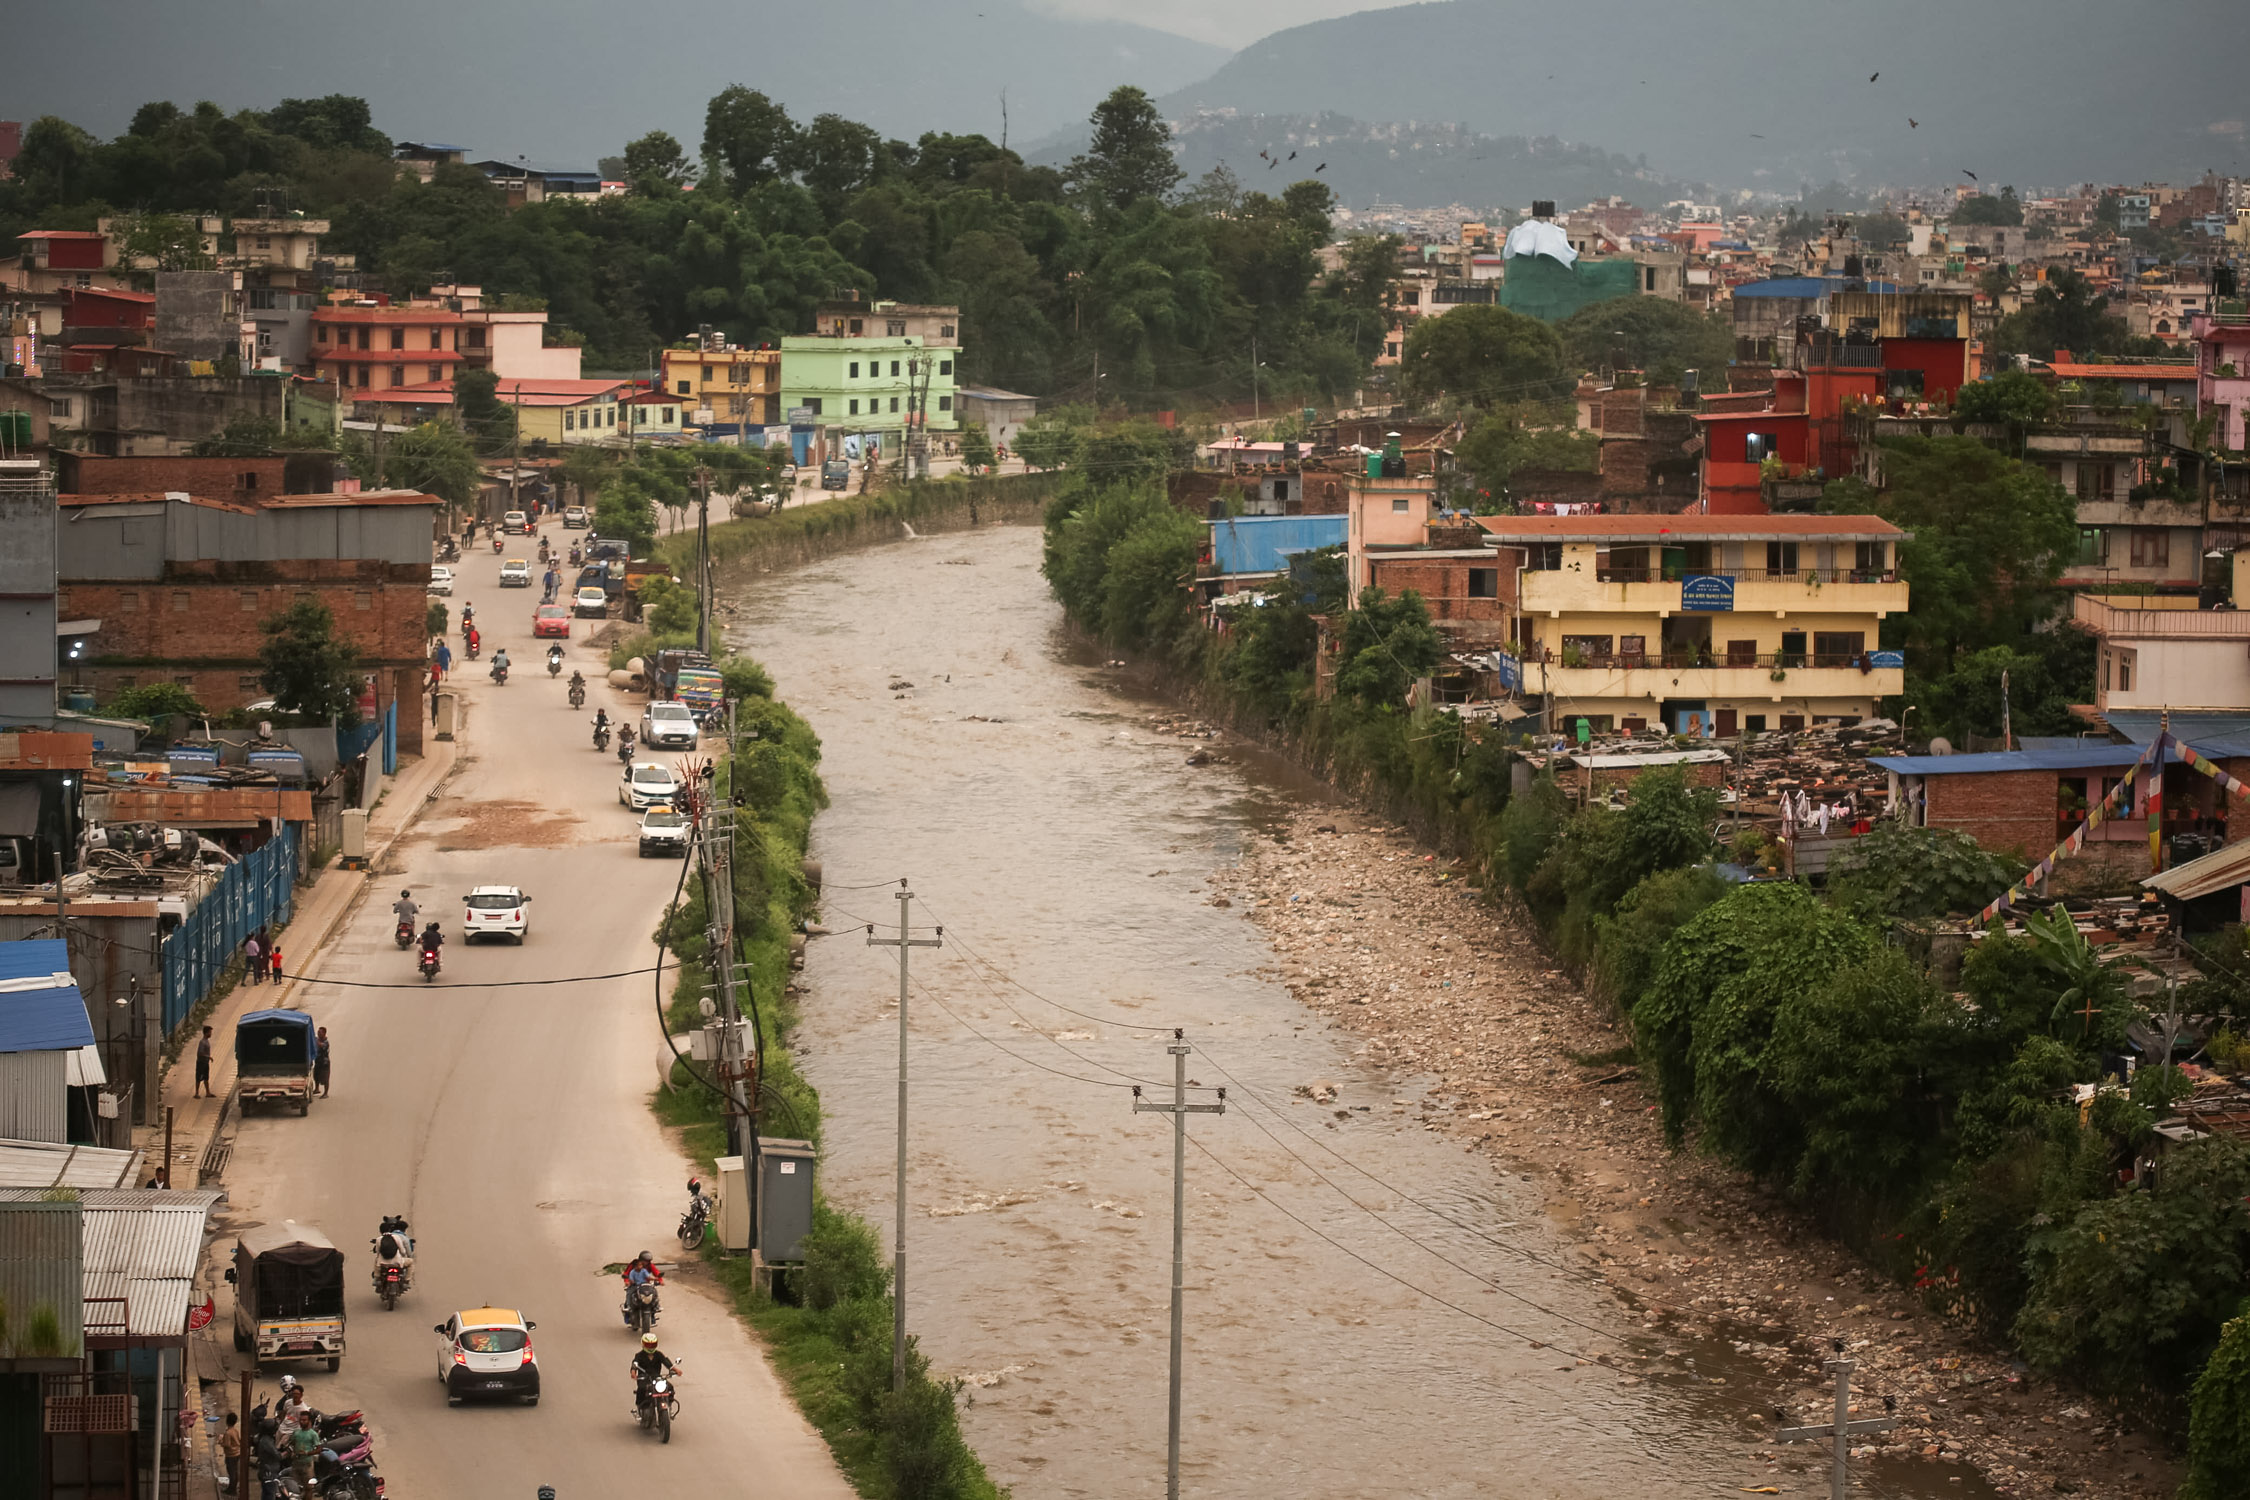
[1475,514,1909,737]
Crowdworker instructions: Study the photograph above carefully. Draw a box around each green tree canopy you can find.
[381,420,482,507]
[1950,188,2024,227]
[1334,587,1445,707]
[622,131,691,195]
[1553,296,1734,384]
[258,597,362,722]
[1397,304,1566,409]
[1452,403,1595,507]
[1068,86,1181,213]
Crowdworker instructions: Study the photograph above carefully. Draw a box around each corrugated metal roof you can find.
[2107,710,2250,744]
[74,1191,221,1338]
[2144,838,2250,901]
[0,1139,142,1189]
[1870,743,2163,776]
[0,939,96,1053]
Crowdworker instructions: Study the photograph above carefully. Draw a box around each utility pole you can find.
[509,381,522,527]
[1777,1354,1896,1500]
[693,465,712,656]
[2000,667,2013,752]
[1251,334,1260,425]
[697,704,753,1158]
[1132,1030,1226,1500]
[866,881,939,1392]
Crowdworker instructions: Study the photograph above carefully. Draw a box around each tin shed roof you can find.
[0,939,96,1053]
[0,1188,222,1341]
[0,1139,145,1190]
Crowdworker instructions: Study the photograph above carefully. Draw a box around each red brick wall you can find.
[59,453,289,497]
[1367,557,1511,635]
[1923,769,2055,857]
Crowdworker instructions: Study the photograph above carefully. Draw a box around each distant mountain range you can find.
[1044,112,1696,216]
[8,0,1231,167]
[1156,0,2249,197]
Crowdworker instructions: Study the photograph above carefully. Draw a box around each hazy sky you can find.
[1025,0,1399,48]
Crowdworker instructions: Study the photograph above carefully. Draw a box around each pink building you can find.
[2196,312,2250,452]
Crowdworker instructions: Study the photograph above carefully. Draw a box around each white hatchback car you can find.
[435,1307,539,1406]
[462,885,531,943]
[499,559,532,588]
[427,566,454,596]
[641,701,698,750]
[620,762,680,812]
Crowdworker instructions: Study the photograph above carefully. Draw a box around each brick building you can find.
[56,451,335,499]
[55,489,438,751]
[309,303,465,393]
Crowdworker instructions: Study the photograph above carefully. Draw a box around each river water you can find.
[725,522,1991,1500]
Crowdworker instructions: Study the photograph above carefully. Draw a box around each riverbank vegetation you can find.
[645,663,1001,1499]
[1041,467,2250,1490]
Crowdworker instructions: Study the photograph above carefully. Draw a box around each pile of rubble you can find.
[1208,793,2178,1499]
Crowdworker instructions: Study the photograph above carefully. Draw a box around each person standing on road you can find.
[288,1411,319,1487]
[242,933,263,985]
[268,944,285,986]
[312,1026,330,1097]
[194,1026,214,1098]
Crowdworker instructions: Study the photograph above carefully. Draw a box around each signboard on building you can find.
[787,406,816,429]
[247,750,309,783]
[1680,575,1735,612]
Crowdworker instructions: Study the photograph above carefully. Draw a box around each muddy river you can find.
[725,521,1991,1499]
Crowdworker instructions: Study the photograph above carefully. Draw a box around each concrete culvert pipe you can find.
[608,669,635,691]
[801,858,823,891]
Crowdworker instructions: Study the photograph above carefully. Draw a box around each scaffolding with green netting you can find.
[1499,255,1640,323]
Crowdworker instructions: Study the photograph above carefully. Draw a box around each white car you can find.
[462,885,531,944]
[641,701,698,750]
[499,559,532,588]
[574,586,610,619]
[638,806,690,857]
[562,506,589,529]
[435,1307,540,1406]
[428,566,454,596]
[620,762,680,812]
[502,510,530,534]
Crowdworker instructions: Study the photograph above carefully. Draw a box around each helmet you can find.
[687,1177,701,1194]
[401,889,412,899]
[638,1250,654,1263]
[277,1374,301,1393]
[641,1332,660,1348]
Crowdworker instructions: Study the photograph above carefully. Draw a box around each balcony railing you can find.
[1589,568,1899,585]
[1536,649,1897,672]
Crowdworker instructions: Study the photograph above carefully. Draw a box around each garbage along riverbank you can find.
[1191,718,2181,1500]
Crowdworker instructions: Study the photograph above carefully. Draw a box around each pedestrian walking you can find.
[435,639,452,674]
[431,686,442,727]
[242,933,264,984]
[194,1025,214,1098]
[313,1026,330,1097]
[268,944,285,986]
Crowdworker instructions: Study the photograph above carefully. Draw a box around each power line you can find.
[904,971,1138,1091]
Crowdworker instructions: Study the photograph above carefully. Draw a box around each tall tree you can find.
[621,131,690,195]
[1068,86,1181,213]
[258,598,362,722]
[701,86,796,196]
[1398,303,1566,409]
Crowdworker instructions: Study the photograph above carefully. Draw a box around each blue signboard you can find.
[1493,651,1522,692]
[166,746,220,768]
[247,749,309,783]
[1870,650,1905,668]
[1680,574,1736,612]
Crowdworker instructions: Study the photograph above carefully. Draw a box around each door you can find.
[1725,639,1757,667]
[1715,708,1739,737]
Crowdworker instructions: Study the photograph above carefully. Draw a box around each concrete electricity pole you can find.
[1132,1031,1225,1500]
[1777,1353,1896,1500]
[696,737,753,1158]
[693,465,713,657]
[866,881,939,1392]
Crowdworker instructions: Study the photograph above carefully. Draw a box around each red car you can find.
[532,604,571,639]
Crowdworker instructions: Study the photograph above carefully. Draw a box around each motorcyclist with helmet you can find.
[629,1332,680,1415]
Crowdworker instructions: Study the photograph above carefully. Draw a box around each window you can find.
[389,365,404,387]
[1779,714,1806,731]
[676,380,690,396]
[317,325,329,343]
[1779,630,1806,667]
[256,236,271,249]
[565,410,576,431]
[937,395,952,412]
[940,324,955,339]
[1765,541,1799,575]
[1528,543,1563,571]
[1743,431,1780,462]
[239,590,260,613]
[51,397,72,418]
[1854,541,1886,575]
[172,591,191,613]
[939,359,952,376]
[890,361,901,377]
[805,399,822,415]
[2130,528,2170,568]
[849,362,860,378]
[238,675,263,692]
[731,365,746,384]
[1812,631,1865,666]
[848,318,863,334]
[889,396,899,413]
[390,328,406,349]
[2117,650,2135,692]
[1643,266,1657,292]
[354,591,373,611]
[1726,639,1758,666]
[466,329,486,349]
[663,409,675,425]
[1392,495,1410,513]
[1467,568,1498,598]
[702,366,714,384]
[1745,714,1768,733]
[1386,341,1400,358]
[1619,635,1646,659]
[238,471,259,491]
[2077,527,2109,566]
[887,319,906,336]
[428,328,444,350]
[429,366,443,383]
[118,591,139,613]
[1886,369,1926,399]
[357,364,372,387]
[849,399,860,416]
[356,327,370,350]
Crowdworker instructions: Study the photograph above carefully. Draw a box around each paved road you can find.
[219,533,851,1499]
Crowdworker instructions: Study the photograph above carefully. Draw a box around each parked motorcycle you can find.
[677,1181,712,1251]
[623,1280,660,1336]
[313,1431,382,1499]
[633,1368,681,1443]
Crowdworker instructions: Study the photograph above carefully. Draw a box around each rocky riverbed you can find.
[1171,713,2181,1500]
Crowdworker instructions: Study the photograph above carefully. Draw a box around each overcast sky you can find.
[1025,0,1398,48]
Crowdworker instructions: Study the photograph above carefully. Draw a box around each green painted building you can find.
[778,336,958,458]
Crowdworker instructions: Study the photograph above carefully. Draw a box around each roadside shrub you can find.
[797,1202,888,1311]
[1591,864,1727,1016]
[2186,1307,2250,1500]
[106,682,204,721]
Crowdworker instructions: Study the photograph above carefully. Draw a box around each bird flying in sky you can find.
[1869,71,1880,82]
[1962,168,1978,180]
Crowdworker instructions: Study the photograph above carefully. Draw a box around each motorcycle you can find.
[593,722,611,752]
[464,635,481,660]
[677,1189,712,1251]
[634,1368,681,1444]
[617,739,635,767]
[418,946,441,983]
[393,918,414,950]
[546,647,564,678]
[568,680,587,709]
[623,1280,660,1336]
[490,659,509,686]
[313,1432,382,1500]
[438,539,460,563]
[492,534,504,553]
[371,1217,413,1311]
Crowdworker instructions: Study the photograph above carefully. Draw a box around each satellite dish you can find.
[1928,736,1955,756]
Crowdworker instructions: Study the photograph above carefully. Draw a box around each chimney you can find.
[1532,200,1556,221]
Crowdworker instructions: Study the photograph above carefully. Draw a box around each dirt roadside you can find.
[1184,726,2181,1500]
